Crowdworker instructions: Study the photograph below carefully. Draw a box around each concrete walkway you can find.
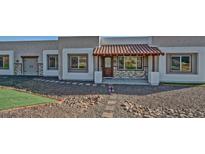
[102,78,149,85]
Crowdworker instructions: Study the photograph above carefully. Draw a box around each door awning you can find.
[93,44,164,56]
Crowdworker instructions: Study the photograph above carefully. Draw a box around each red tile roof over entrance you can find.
[93,44,164,56]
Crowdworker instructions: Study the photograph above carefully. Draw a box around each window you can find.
[104,57,112,68]
[171,57,180,71]
[118,56,143,70]
[125,57,137,70]
[137,57,143,69]
[118,57,124,70]
[47,55,58,70]
[170,55,191,73]
[68,54,88,72]
[181,56,191,72]
[0,55,9,69]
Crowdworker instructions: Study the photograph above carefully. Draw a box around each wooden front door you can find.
[103,57,113,77]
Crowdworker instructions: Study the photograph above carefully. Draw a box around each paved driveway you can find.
[0,76,205,118]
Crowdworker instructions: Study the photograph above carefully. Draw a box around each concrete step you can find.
[102,79,149,85]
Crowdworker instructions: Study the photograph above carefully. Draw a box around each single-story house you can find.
[0,36,205,85]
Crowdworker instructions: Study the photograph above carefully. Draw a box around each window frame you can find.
[68,54,88,72]
[47,54,58,70]
[170,55,192,73]
[117,56,144,71]
[0,55,9,70]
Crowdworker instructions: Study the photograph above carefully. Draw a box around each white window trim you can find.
[171,55,192,72]
[118,56,143,71]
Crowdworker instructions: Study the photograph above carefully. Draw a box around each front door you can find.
[23,57,38,76]
[103,57,113,77]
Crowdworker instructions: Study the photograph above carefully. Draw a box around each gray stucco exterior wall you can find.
[58,36,99,49]
[0,40,58,62]
[152,36,205,47]
[0,40,58,75]
[58,36,99,79]
[0,40,58,50]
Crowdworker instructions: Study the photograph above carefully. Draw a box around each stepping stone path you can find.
[101,99,116,118]
[102,86,117,118]
[107,100,116,105]
[105,106,115,111]
[102,112,113,118]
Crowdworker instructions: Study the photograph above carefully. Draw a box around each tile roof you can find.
[93,44,164,56]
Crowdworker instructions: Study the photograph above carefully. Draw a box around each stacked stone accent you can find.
[112,57,148,79]
[113,68,146,79]
[38,63,43,76]
[14,63,23,75]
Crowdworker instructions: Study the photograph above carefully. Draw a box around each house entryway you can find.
[93,44,164,85]
[22,57,38,76]
[102,57,113,77]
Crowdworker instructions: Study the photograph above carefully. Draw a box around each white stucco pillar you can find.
[148,55,160,86]
[148,56,153,83]
[94,71,102,83]
[94,55,103,83]
[150,72,160,86]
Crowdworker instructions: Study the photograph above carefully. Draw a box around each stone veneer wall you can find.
[38,63,43,76]
[14,63,23,75]
[112,56,148,79]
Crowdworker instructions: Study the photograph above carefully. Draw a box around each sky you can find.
[0,36,58,41]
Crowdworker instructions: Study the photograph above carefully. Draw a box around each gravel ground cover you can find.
[0,76,205,118]
[113,85,205,118]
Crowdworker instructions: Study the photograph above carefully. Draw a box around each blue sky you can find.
[0,36,58,41]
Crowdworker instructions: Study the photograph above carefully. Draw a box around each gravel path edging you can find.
[33,78,103,87]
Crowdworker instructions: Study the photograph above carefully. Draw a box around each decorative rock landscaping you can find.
[0,76,205,118]
[114,85,205,118]
[119,101,198,118]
